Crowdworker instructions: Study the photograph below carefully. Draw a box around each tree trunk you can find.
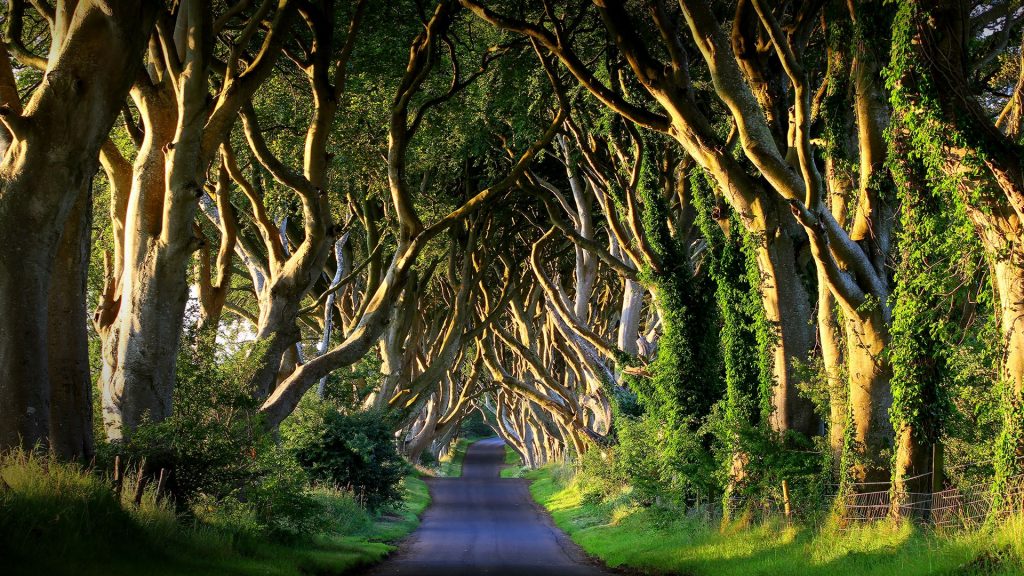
[103,90,180,440]
[845,310,894,484]
[617,278,644,355]
[892,425,932,497]
[47,183,95,460]
[994,256,1024,399]
[0,2,155,452]
[818,279,847,467]
[755,209,818,436]
[0,229,55,450]
[250,294,305,400]
[994,252,1024,472]
[405,398,440,464]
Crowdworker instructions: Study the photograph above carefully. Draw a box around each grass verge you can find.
[500,444,524,478]
[526,465,1024,576]
[0,452,430,576]
[436,436,489,477]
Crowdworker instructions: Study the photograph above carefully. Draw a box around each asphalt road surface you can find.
[360,437,613,576]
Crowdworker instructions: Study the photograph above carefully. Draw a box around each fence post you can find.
[131,457,147,507]
[932,443,945,493]
[155,468,169,502]
[112,455,123,501]
[782,479,792,519]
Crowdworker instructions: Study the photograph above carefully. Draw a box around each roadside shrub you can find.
[189,451,319,544]
[100,338,320,538]
[288,407,407,511]
[576,445,625,505]
[311,486,374,535]
[246,447,321,539]
[102,340,261,498]
[615,413,718,507]
[418,450,439,467]
[720,424,826,516]
[613,416,664,503]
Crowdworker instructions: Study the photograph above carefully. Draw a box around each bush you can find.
[705,397,826,515]
[614,413,718,507]
[100,338,320,539]
[287,407,407,511]
[575,446,624,505]
[244,447,321,539]
[190,451,319,544]
[310,486,374,535]
[0,448,412,575]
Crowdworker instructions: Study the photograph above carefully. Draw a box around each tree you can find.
[0,0,157,456]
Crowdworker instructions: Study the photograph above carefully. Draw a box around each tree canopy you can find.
[0,0,1023,521]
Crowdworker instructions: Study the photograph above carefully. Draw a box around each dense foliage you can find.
[3,0,1024,573]
[288,407,407,511]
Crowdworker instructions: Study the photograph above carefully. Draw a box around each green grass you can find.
[363,473,429,542]
[436,435,492,477]
[500,444,524,478]
[0,452,430,576]
[526,465,1024,576]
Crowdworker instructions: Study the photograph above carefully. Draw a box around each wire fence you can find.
[836,472,1024,529]
[722,459,1024,530]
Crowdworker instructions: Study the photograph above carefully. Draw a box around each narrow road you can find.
[361,437,613,576]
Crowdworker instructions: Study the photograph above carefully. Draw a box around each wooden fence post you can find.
[112,455,123,501]
[932,443,945,493]
[155,468,169,502]
[782,479,792,519]
[132,458,147,507]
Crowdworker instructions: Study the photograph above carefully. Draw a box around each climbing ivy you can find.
[886,0,1021,493]
[607,134,725,504]
[628,137,724,430]
[887,143,958,457]
[689,169,763,434]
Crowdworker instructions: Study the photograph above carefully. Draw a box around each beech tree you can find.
[890,0,1024,486]
[2,0,1023,527]
[257,0,565,428]
[0,0,157,456]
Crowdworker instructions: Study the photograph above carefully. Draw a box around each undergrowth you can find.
[0,450,429,576]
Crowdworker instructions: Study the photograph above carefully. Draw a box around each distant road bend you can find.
[361,437,613,576]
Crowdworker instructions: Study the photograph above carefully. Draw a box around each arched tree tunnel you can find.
[2,1,1024,574]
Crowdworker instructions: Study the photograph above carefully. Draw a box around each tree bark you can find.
[617,278,644,355]
[47,183,95,460]
[844,310,894,483]
[992,247,1024,471]
[104,87,180,439]
[755,209,818,436]
[993,255,1024,399]
[818,279,847,466]
[0,2,156,452]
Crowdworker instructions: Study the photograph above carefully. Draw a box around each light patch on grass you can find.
[609,502,637,526]
[525,464,1024,576]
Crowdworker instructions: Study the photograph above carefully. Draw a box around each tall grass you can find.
[0,450,177,573]
[0,450,429,576]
